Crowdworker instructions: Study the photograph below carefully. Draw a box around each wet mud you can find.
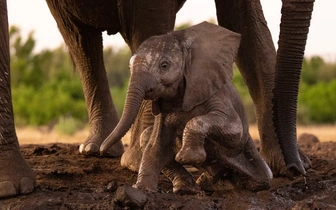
[1,134,336,209]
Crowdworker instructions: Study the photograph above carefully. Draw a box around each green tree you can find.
[10,26,45,89]
[232,65,256,123]
[298,80,336,124]
[10,26,86,126]
[317,61,336,83]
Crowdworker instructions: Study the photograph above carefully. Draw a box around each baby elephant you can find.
[101,22,272,193]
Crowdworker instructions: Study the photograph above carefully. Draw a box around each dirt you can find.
[1,133,336,210]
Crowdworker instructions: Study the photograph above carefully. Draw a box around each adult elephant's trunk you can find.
[273,0,315,179]
[100,72,153,155]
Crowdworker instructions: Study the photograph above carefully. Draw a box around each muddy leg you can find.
[133,115,177,192]
[215,137,273,191]
[176,109,244,166]
[0,2,35,197]
[0,143,36,198]
[175,117,207,165]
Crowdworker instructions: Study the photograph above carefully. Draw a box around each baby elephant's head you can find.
[100,22,241,155]
[130,35,185,101]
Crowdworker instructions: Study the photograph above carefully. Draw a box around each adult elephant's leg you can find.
[117,0,185,52]
[214,0,310,176]
[0,0,35,198]
[46,0,123,156]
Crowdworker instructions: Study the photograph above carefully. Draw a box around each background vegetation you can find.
[9,26,336,134]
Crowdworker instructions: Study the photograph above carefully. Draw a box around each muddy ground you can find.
[1,133,336,210]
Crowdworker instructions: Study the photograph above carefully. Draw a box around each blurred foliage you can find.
[54,116,83,135]
[9,25,336,131]
[232,65,256,123]
[297,55,336,124]
[298,80,336,124]
[233,56,336,124]
[104,47,131,88]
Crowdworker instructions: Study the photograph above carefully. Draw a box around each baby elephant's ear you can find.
[173,22,241,112]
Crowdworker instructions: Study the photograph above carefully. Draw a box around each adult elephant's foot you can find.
[79,132,124,157]
[260,147,311,178]
[0,143,35,198]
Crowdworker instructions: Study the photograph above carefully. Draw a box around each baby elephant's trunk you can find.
[100,73,151,155]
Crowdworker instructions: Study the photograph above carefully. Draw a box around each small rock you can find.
[256,190,274,202]
[292,199,336,210]
[96,187,105,193]
[115,185,147,209]
[292,200,311,210]
[106,181,117,192]
[169,203,183,210]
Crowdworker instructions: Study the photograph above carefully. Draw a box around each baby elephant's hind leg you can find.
[217,137,273,191]
[237,138,273,191]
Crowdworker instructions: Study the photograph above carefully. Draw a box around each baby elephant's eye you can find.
[160,61,170,70]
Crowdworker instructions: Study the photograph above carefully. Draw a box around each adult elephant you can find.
[0,0,314,198]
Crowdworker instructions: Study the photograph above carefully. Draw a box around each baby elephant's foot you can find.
[132,182,157,193]
[173,180,200,195]
[175,146,206,165]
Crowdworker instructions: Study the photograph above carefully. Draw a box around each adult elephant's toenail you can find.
[19,177,35,194]
[0,181,17,198]
[85,143,99,154]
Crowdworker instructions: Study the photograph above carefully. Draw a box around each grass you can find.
[16,124,334,145]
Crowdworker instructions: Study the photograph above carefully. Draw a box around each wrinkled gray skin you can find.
[0,0,36,198]
[1,0,314,198]
[44,0,312,180]
[101,22,273,193]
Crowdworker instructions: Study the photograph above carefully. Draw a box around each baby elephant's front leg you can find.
[175,116,208,165]
[175,112,243,165]
[134,116,176,192]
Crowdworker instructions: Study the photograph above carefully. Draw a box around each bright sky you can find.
[7,0,336,62]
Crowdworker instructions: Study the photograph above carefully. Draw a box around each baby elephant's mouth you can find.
[151,99,161,116]
[144,89,156,100]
